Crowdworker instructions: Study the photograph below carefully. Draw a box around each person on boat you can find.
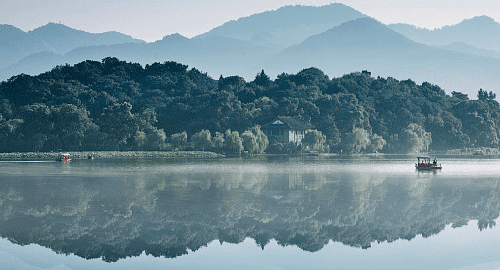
[433,159,437,165]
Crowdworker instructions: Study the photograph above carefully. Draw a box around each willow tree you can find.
[399,123,432,154]
[302,129,327,152]
[224,129,243,155]
[192,129,212,151]
[341,128,371,153]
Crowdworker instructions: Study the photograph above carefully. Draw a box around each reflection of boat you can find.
[56,153,71,162]
[415,156,441,170]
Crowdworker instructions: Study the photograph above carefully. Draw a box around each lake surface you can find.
[1,156,500,270]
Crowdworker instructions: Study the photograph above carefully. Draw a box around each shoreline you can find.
[0,149,499,160]
[0,151,225,160]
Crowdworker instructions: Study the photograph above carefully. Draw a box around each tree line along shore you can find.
[1,57,499,155]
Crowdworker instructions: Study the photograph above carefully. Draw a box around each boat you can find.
[56,153,71,162]
[415,156,441,170]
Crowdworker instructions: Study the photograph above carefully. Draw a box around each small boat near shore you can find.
[56,153,71,162]
[416,156,441,170]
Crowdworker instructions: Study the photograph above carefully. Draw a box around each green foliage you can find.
[241,130,258,154]
[302,129,327,152]
[133,131,147,149]
[398,123,432,154]
[0,117,23,152]
[367,133,387,153]
[240,126,268,154]
[250,125,269,154]
[452,100,500,148]
[477,89,496,101]
[224,129,244,155]
[212,132,225,152]
[192,129,212,151]
[51,104,93,150]
[170,132,188,151]
[267,140,301,154]
[1,57,499,153]
[144,128,167,150]
[452,91,469,101]
[425,111,469,150]
[98,102,137,150]
[341,128,371,153]
[253,70,272,87]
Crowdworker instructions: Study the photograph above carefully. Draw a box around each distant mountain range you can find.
[1,4,500,97]
[194,3,366,49]
[273,17,500,95]
[0,22,144,69]
[387,16,500,52]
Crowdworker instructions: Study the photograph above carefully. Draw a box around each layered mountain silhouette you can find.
[275,17,500,95]
[388,16,500,51]
[435,42,500,59]
[1,4,499,98]
[0,22,144,69]
[194,3,366,49]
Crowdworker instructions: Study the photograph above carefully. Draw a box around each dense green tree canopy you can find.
[0,57,498,153]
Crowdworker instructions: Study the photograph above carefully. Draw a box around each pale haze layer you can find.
[1,0,499,42]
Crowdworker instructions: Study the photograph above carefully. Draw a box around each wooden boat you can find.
[415,156,441,170]
[56,153,71,162]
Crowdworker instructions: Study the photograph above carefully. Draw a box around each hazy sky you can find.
[1,0,499,42]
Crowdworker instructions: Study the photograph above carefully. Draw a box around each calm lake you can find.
[1,156,500,270]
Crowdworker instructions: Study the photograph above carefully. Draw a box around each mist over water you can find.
[1,156,500,269]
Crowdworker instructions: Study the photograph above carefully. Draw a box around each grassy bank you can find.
[0,151,225,160]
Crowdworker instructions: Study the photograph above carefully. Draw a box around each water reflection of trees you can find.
[1,166,500,262]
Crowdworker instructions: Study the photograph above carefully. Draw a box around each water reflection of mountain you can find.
[1,162,499,262]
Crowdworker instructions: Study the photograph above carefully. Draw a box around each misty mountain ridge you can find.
[388,15,500,52]
[292,17,416,50]
[0,24,25,42]
[278,17,431,73]
[30,23,145,52]
[1,4,500,98]
[0,22,144,69]
[194,3,366,49]
[275,17,500,96]
[435,42,500,59]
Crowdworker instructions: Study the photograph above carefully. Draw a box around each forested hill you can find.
[0,57,499,154]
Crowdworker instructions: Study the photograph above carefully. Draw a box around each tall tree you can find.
[224,129,244,155]
[367,133,386,153]
[341,128,371,153]
[251,125,269,154]
[170,131,188,151]
[18,104,52,151]
[302,129,327,152]
[241,130,258,154]
[192,129,212,151]
[51,104,93,150]
[399,123,432,154]
[98,102,137,150]
[212,132,225,153]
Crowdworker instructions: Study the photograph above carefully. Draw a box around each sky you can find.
[1,0,499,42]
